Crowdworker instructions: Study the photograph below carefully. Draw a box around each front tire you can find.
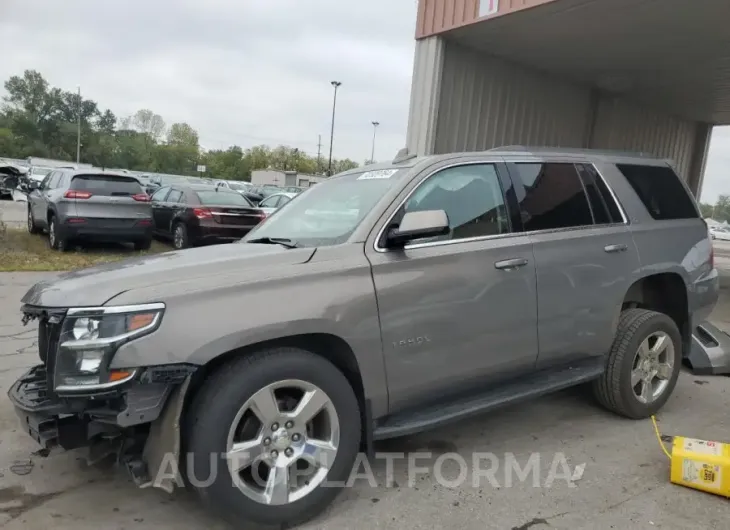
[186,348,361,527]
[593,308,682,419]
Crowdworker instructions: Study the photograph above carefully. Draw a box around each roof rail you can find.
[392,147,417,164]
[488,145,658,158]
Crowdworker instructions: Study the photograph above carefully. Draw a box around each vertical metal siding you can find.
[406,37,446,156]
[590,96,699,180]
[433,41,593,153]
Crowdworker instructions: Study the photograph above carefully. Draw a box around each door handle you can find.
[604,244,628,253]
[495,258,528,270]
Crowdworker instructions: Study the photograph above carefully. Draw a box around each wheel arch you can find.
[180,332,369,450]
[620,272,690,355]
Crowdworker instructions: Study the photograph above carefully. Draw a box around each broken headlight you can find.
[55,303,165,391]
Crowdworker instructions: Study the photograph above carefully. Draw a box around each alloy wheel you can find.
[225,379,340,506]
[631,331,675,404]
[27,209,33,232]
[49,220,56,247]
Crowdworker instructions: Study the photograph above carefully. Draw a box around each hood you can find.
[21,243,315,308]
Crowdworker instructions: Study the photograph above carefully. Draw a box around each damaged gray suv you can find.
[9,147,719,527]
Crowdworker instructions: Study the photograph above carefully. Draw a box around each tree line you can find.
[700,197,730,222]
[0,70,359,180]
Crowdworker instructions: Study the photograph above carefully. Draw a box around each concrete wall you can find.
[407,37,711,195]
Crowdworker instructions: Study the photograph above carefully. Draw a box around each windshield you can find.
[228,182,249,191]
[243,168,404,247]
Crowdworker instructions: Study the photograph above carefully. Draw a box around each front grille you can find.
[39,318,63,397]
[22,305,66,398]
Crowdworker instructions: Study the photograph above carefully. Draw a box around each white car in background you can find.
[257,191,297,216]
[710,226,730,241]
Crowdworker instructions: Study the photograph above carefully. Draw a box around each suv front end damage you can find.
[8,303,196,489]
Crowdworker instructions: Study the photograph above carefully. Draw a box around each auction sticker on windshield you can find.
[357,169,398,180]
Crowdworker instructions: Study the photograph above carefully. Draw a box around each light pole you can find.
[327,81,341,176]
[370,121,380,164]
[76,86,81,163]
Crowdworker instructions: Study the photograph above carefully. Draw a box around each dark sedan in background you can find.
[150,184,266,249]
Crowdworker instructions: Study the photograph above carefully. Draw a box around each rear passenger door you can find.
[505,160,640,369]
[367,160,539,412]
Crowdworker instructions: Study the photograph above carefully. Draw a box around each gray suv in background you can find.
[26,168,153,250]
[9,147,718,527]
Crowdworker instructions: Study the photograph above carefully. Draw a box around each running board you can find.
[373,358,605,440]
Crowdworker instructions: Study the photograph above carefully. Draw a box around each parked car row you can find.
[23,169,298,251]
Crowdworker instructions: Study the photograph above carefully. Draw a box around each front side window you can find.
[243,169,405,247]
[259,195,281,208]
[151,186,171,202]
[39,173,53,190]
[47,172,61,189]
[167,189,183,203]
[512,163,594,231]
[401,164,509,244]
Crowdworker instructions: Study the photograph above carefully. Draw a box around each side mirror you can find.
[27,180,40,191]
[386,210,450,247]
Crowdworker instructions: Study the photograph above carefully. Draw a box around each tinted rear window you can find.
[70,174,142,196]
[615,164,698,220]
[196,190,252,206]
[513,163,594,231]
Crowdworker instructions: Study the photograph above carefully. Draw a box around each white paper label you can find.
[357,169,398,180]
[683,438,723,456]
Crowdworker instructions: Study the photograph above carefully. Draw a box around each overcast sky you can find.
[1,0,728,202]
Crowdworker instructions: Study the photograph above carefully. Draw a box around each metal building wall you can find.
[406,37,446,156]
[589,96,699,179]
[408,38,712,196]
[433,40,593,153]
[415,0,562,38]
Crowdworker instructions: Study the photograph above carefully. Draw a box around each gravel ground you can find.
[1,249,730,529]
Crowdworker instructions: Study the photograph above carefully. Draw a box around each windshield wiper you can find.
[245,237,300,249]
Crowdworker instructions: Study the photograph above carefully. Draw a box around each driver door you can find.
[366,160,539,413]
[30,172,55,228]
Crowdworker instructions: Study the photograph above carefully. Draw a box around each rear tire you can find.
[47,215,69,252]
[186,348,361,528]
[172,222,189,249]
[134,238,152,251]
[27,207,41,234]
[593,308,682,419]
